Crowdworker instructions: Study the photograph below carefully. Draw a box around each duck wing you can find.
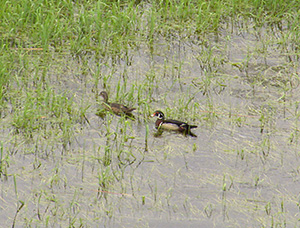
[110,103,135,115]
[165,119,197,130]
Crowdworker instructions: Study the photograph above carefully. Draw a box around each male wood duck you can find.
[99,91,136,116]
[151,110,197,136]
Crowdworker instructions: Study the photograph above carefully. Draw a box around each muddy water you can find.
[1,22,300,227]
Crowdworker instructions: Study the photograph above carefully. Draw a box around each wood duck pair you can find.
[151,110,197,137]
[99,91,135,116]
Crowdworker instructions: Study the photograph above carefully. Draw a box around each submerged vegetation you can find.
[1,0,300,227]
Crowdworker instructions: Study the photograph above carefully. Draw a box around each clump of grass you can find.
[11,87,74,139]
[97,166,115,200]
[1,0,300,58]
[0,142,9,180]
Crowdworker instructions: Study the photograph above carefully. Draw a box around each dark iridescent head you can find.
[151,110,165,119]
[99,91,108,102]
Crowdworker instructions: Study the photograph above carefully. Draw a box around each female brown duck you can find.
[99,91,136,116]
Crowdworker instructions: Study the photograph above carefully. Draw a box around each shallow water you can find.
[1,20,300,227]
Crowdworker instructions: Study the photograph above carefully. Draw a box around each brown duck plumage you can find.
[99,91,136,115]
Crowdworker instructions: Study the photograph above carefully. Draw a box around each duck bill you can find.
[151,113,156,117]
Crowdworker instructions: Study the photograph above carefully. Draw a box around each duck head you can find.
[151,110,165,120]
[99,91,109,102]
